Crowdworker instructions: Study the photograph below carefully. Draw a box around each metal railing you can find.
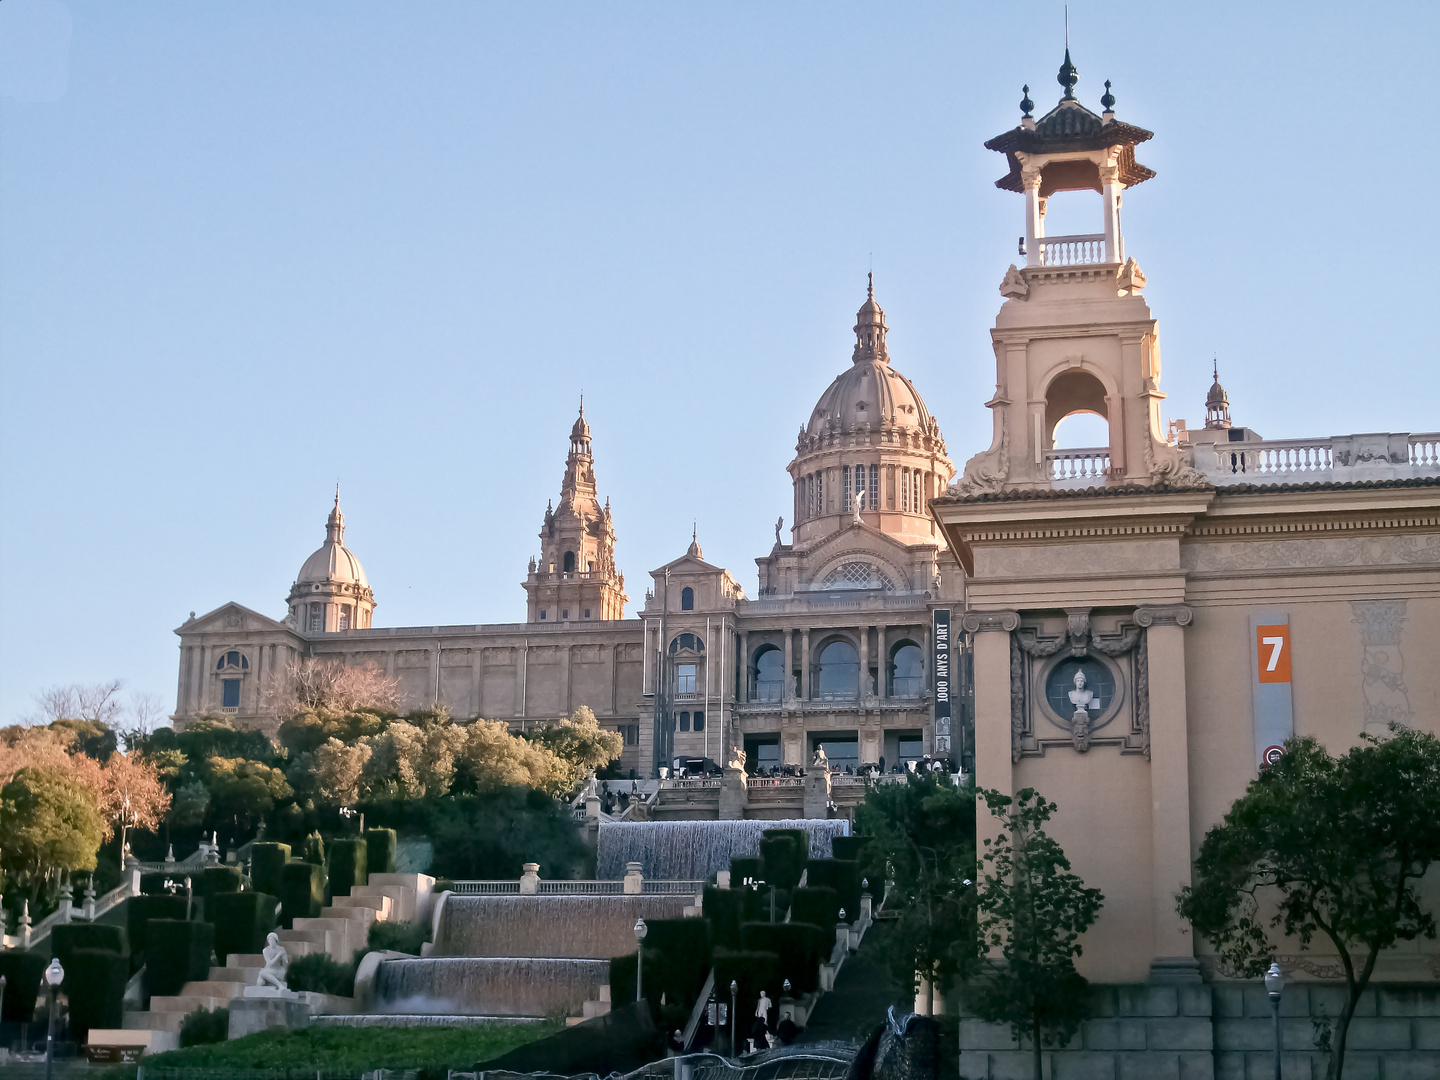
[1038,233,1107,266]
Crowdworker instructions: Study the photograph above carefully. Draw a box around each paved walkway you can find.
[796,921,905,1046]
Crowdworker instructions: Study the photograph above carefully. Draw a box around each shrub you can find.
[760,835,804,892]
[286,953,354,996]
[740,922,826,995]
[640,918,711,1014]
[179,1006,229,1047]
[703,885,744,950]
[280,860,325,928]
[303,830,325,866]
[729,856,762,886]
[52,922,128,971]
[830,835,863,862]
[366,828,398,875]
[250,841,292,897]
[64,948,128,1042]
[127,894,189,971]
[427,790,588,880]
[327,837,368,900]
[790,886,839,931]
[146,919,215,1000]
[212,891,280,963]
[711,947,781,1034]
[0,951,47,1022]
[368,920,427,955]
[200,865,243,901]
[762,828,809,862]
[804,859,861,922]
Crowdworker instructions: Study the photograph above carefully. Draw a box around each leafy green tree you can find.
[526,707,624,795]
[0,766,106,902]
[970,788,1103,1080]
[205,756,292,831]
[854,772,978,1005]
[429,788,588,880]
[168,780,211,830]
[1178,728,1440,1080]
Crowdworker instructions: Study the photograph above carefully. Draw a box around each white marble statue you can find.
[852,490,865,526]
[257,932,289,990]
[1068,669,1095,717]
[726,745,747,772]
[756,989,773,1022]
[812,746,828,769]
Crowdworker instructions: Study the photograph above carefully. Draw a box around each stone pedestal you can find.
[802,770,831,819]
[719,768,747,820]
[228,996,309,1039]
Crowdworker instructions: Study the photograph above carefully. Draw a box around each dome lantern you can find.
[287,489,375,633]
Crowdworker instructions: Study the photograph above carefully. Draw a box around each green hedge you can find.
[729,856,762,886]
[200,865,243,902]
[804,859,861,922]
[52,922,128,970]
[286,953,353,996]
[280,860,325,928]
[250,842,291,897]
[368,920,427,955]
[0,951,47,1022]
[760,834,804,892]
[790,886,839,931]
[639,918,710,1015]
[327,837,368,901]
[762,828,809,861]
[303,831,325,866]
[211,891,280,963]
[366,828,398,875]
[703,886,744,950]
[740,921,826,995]
[127,894,191,972]
[65,948,128,1042]
[146,919,215,1000]
[829,835,864,862]
[179,1006,229,1047]
[711,947,781,1037]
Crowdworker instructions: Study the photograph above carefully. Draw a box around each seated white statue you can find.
[257,932,289,990]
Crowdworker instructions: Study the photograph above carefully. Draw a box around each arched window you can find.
[890,642,923,697]
[563,551,577,573]
[216,651,249,671]
[815,639,859,700]
[754,645,784,702]
[681,586,694,611]
[820,561,895,592]
[669,632,705,654]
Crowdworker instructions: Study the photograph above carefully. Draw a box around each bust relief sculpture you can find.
[1068,670,1095,753]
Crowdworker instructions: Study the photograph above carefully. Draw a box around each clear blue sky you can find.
[2,1,1436,724]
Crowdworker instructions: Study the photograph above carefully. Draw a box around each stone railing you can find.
[1045,447,1111,487]
[746,777,804,789]
[449,879,703,896]
[1037,233,1107,266]
[1192,432,1440,486]
[660,777,721,790]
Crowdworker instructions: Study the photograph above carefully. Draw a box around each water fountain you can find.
[596,819,850,881]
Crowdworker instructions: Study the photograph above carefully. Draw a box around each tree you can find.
[313,737,373,806]
[167,779,210,830]
[26,680,125,728]
[96,751,172,861]
[0,767,106,901]
[205,756,293,831]
[855,772,978,1006]
[457,719,563,793]
[264,657,399,721]
[970,788,1104,1080]
[1178,728,1440,1080]
[526,707,624,795]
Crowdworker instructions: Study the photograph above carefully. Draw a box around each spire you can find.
[325,487,345,546]
[853,274,889,365]
[687,523,703,560]
[1205,359,1232,429]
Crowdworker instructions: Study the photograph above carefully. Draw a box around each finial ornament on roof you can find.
[1100,79,1115,112]
[1057,48,1079,100]
[867,271,874,300]
[1020,85,1034,118]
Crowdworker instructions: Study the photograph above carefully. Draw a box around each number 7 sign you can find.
[1256,625,1292,683]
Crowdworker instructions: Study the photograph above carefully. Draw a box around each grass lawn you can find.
[144,1021,561,1073]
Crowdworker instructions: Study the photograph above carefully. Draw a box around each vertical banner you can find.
[1249,611,1294,771]
[933,609,952,754]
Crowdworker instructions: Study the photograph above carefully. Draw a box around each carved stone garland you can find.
[1009,612,1148,760]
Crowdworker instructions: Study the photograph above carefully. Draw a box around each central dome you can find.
[803,277,937,441]
[296,496,369,588]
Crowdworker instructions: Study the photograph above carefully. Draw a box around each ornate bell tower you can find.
[951,50,1201,498]
[523,404,628,623]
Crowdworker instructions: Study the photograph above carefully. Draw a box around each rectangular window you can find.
[541,610,547,619]
[309,602,323,632]
[869,464,879,510]
[676,663,697,695]
[693,710,705,731]
[678,711,691,732]
[842,465,852,511]
[339,605,351,631]
[914,471,922,510]
[816,473,824,514]
[221,678,240,709]
[562,609,569,619]
[584,608,591,618]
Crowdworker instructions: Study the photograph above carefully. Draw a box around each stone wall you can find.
[956,983,1440,1080]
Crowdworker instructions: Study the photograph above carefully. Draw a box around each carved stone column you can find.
[800,629,811,701]
[783,629,794,704]
[1136,603,1201,983]
[739,630,749,701]
[876,625,888,700]
[858,625,870,699]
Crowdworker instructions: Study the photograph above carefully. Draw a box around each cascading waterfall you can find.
[596,818,851,881]
[377,958,611,1017]
[434,895,692,958]
[374,894,693,1016]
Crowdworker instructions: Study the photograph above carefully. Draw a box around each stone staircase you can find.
[114,872,434,1041]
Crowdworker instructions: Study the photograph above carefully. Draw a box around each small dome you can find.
[572,404,591,441]
[296,495,369,589]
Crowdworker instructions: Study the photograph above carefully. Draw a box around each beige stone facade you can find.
[931,72,1440,989]
[174,287,964,783]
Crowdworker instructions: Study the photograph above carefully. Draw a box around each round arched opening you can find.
[1044,370,1110,449]
[562,550,577,573]
[680,586,694,611]
[889,642,922,698]
[815,639,859,700]
[753,645,784,702]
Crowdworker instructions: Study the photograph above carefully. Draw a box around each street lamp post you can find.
[634,918,648,1003]
[44,958,64,1080]
[1264,962,1284,1080]
[729,979,738,1056]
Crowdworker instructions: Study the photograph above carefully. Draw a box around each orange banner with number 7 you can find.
[1256,625,1292,683]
